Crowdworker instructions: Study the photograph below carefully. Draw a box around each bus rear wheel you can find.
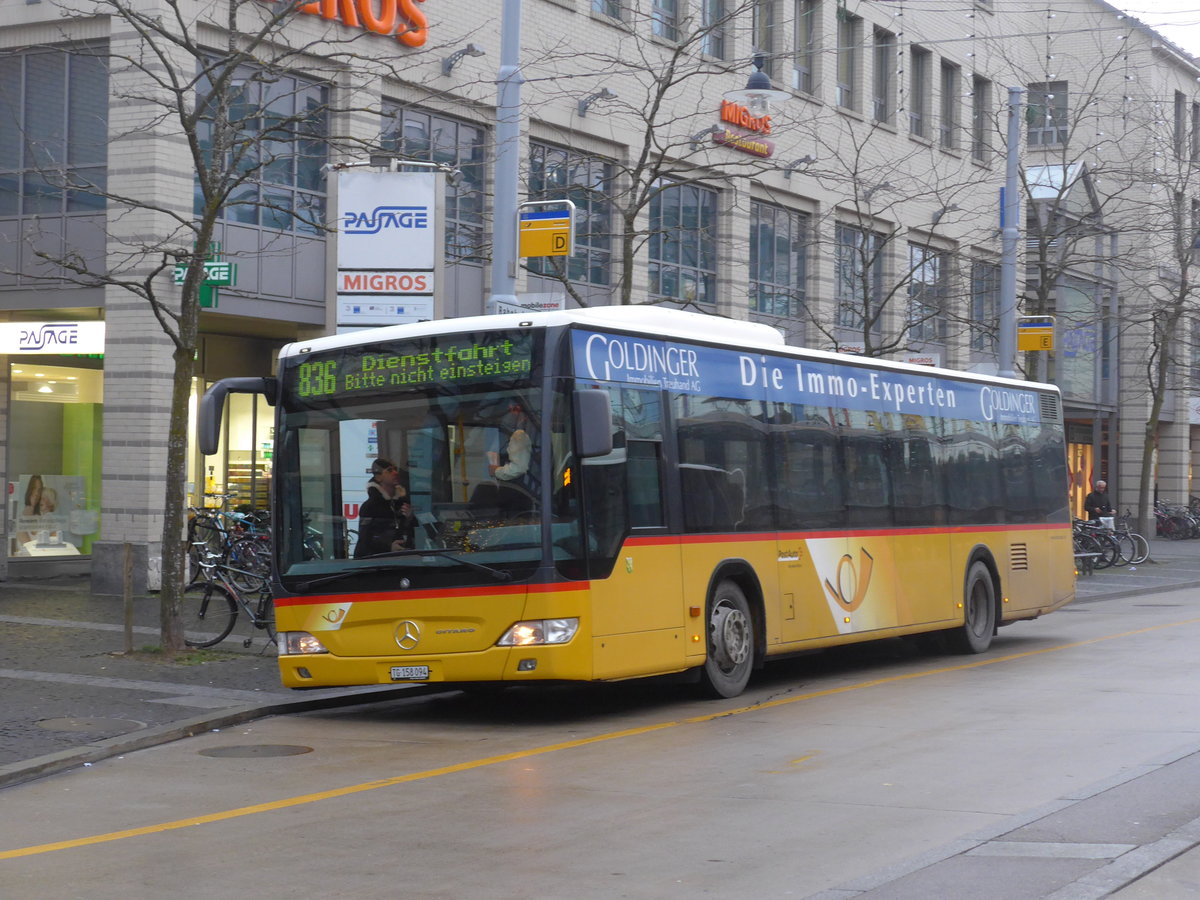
[699,580,754,698]
[949,561,996,654]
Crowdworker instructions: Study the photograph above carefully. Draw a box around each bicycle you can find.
[1115,510,1152,565]
[1072,519,1119,569]
[187,499,271,590]
[181,547,277,650]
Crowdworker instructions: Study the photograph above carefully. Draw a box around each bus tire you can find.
[699,580,754,698]
[950,561,996,654]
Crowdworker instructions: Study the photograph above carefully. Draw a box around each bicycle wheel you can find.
[182,582,238,648]
[1110,531,1135,566]
[227,535,270,592]
[1128,532,1151,565]
[255,589,277,644]
[1090,531,1119,569]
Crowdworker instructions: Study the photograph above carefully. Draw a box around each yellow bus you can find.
[200,307,1074,698]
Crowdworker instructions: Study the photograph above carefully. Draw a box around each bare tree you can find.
[521,1,795,310]
[0,0,452,649]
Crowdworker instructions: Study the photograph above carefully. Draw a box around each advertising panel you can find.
[336,170,438,327]
[571,330,1043,426]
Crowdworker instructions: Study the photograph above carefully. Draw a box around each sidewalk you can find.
[0,577,422,788]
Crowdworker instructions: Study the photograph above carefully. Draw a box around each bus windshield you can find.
[273,328,549,589]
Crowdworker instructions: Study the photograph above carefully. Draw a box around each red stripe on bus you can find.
[274,580,584,608]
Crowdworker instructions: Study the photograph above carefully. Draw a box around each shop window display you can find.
[8,362,102,558]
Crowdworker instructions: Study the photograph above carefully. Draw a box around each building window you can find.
[872,28,895,124]
[1192,102,1200,162]
[908,244,947,341]
[971,75,991,162]
[793,0,817,93]
[909,46,931,138]
[835,223,882,328]
[527,142,614,286]
[195,68,328,234]
[836,10,860,111]
[652,0,678,42]
[8,360,105,560]
[592,0,621,18]
[1027,81,1068,146]
[940,62,960,149]
[0,46,108,219]
[701,0,727,59]
[649,180,717,305]
[750,201,808,318]
[754,0,778,78]
[381,105,487,264]
[971,260,999,351]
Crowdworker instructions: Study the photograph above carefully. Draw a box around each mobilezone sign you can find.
[335,170,436,326]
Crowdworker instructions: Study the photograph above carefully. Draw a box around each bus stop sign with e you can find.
[1017,316,1055,352]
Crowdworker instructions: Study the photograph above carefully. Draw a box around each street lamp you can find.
[442,43,485,76]
[578,87,617,117]
[723,52,790,116]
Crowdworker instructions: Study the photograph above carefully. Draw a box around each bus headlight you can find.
[496,618,579,646]
[278,632,329,655]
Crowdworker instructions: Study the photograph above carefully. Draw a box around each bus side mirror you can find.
[574,389,613,459]
[199,377,277,455]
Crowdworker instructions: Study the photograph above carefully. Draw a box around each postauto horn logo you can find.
[343,205,430,235]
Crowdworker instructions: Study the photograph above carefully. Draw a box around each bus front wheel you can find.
[950,561,996,654]
[699,580,754,698]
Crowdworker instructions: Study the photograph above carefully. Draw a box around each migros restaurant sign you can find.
[263,0,428,47]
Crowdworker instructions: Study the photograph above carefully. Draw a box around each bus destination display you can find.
[289,331,535,401]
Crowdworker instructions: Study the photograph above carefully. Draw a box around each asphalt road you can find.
[5,588,1200,898]
[3,538,1200,897]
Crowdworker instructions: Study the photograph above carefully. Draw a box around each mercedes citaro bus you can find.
[199,306,1074,698]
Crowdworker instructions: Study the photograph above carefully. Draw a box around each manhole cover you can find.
[37,717,145,734]
[198,744,313,758]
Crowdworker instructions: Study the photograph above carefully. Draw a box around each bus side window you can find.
[620,388,666,529]
[843,428,892,527]
[774,405,845,530]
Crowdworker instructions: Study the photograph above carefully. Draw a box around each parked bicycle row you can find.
[186,497,272,591]
[1155,499,1200,540]
[1072,515,1151,570]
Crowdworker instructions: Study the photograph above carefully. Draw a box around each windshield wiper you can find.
[288,548,513,593]
[365,547,514,582]
[290,564,404,593]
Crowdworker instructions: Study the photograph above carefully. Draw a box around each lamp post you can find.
[488,0,523,311]
[998,86,1023,380]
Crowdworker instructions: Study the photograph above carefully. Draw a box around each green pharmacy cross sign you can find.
[172,250,237,309]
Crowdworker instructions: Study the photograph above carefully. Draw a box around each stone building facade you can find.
[0,0,1197,586]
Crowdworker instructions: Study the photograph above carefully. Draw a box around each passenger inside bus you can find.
[353,457,415,557]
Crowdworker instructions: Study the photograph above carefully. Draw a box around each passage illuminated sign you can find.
[0,322,106,355]
[287,330,537,403]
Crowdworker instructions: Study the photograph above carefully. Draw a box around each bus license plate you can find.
[390,665,430,681]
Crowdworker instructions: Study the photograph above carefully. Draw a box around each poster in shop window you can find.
[14,474,90,556]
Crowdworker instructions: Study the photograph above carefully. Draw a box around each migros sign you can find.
[719,99,771,134]
[263,0,428,47]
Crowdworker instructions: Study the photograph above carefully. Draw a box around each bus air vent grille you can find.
[1010,543,1029,571]
[1038,392,1062,423]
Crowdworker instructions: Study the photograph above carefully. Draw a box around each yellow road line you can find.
[3,616,1197,861]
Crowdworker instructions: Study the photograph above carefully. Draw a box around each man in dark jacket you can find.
[1084,480,1113,521]
[354,457,414,557]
